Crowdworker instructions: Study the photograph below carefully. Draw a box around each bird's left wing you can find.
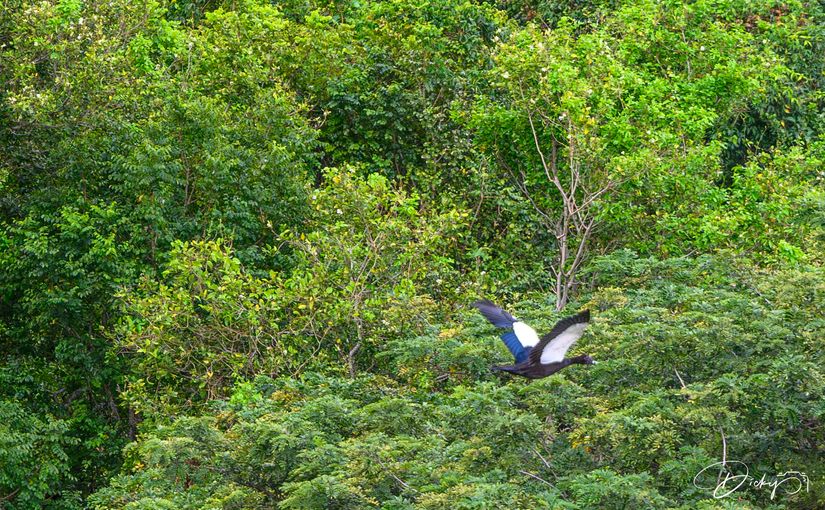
[471,299,517,329]
[472,299,539,363]
[500,332,529,363]
[528,310,591,365]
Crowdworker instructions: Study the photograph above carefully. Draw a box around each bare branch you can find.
[497,154,555,228]
[520,470,557,489]
[373,453,419,494]
[717,424,727,486]
[347,342,361,378]
[674,369,687,390]
[526,107,567,200]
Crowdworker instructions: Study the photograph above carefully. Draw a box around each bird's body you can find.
[490,354,592,379]
[472,300,593,379]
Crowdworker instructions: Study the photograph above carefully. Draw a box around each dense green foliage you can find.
[1,0,823,508]
[91,254,825,509]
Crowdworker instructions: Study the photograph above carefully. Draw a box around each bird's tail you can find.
[491,364,519,374]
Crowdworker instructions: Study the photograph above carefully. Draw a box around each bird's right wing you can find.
[528,310,591,365]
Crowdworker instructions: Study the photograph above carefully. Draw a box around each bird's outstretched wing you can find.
[528,310,591,365]
[471,299,517,328]
[472,299,540,363]
[499,332,529,364]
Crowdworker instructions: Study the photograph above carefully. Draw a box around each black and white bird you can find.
[472,299,594,379]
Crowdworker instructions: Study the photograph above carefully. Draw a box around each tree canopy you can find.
[1,0,822,508]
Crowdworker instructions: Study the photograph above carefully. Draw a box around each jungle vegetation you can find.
[1,0,823,508]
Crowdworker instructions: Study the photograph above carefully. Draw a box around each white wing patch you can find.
[512,321,540,348]
[539,323,588,364]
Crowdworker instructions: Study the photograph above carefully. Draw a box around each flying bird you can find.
[472,299,594,379]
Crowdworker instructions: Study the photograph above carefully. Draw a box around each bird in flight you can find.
[472,299,594,379]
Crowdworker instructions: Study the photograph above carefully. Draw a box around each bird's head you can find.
[583,355,597,365]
